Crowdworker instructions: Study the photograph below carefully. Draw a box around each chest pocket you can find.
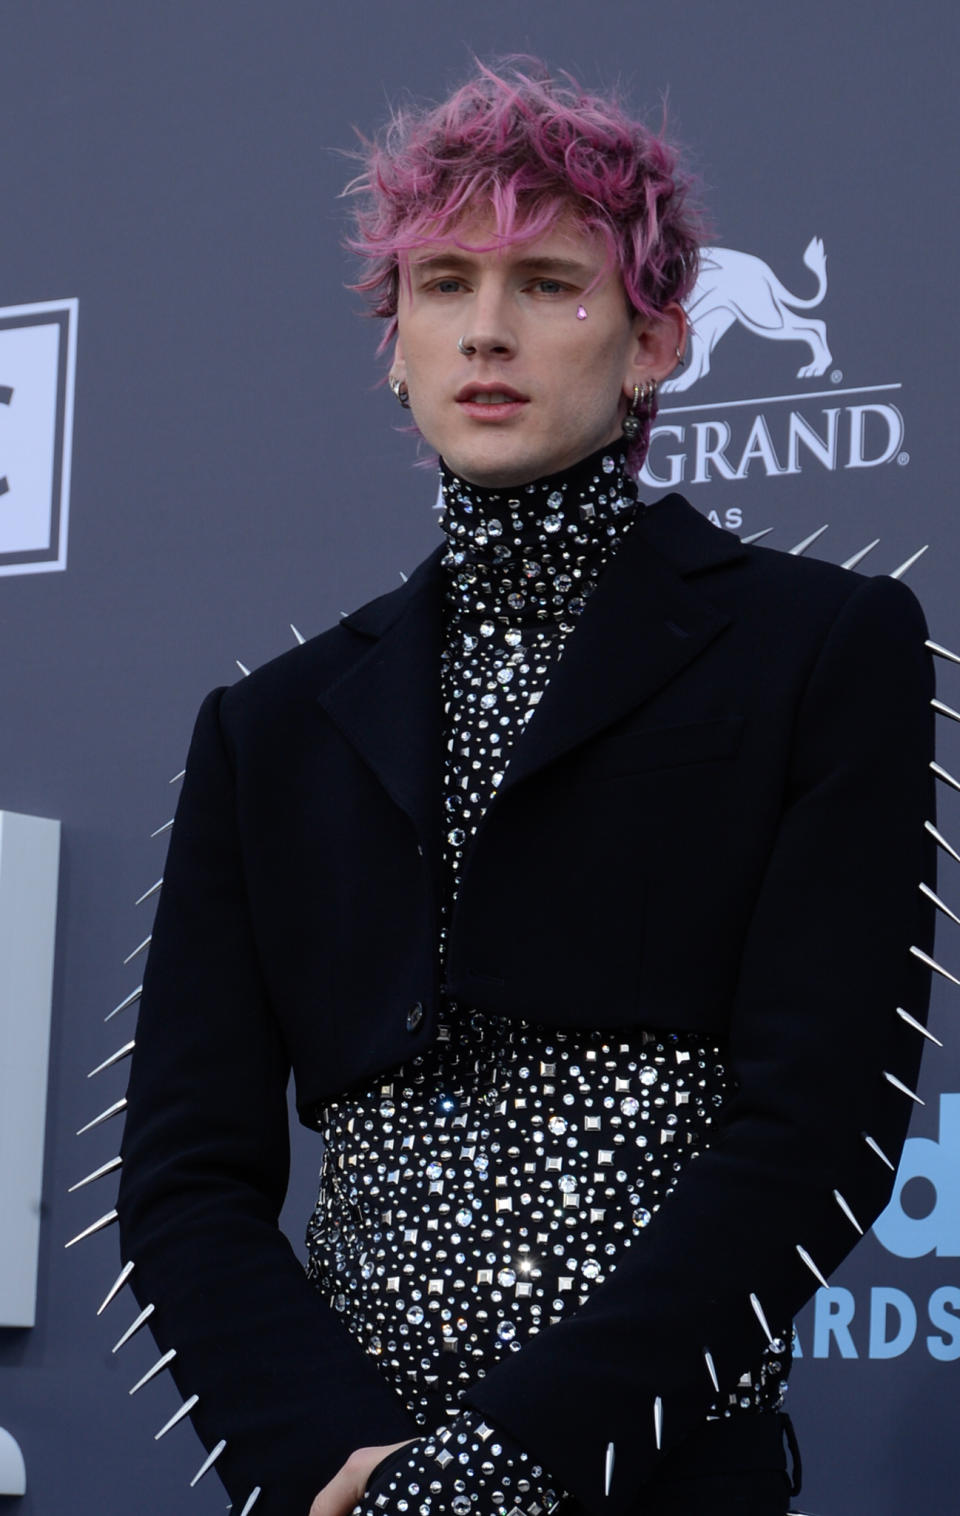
[571,715,745,780]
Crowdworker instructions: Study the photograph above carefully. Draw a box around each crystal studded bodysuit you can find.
[305,444,790,1515]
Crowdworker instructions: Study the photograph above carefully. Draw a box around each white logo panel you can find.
[0,299,78,576]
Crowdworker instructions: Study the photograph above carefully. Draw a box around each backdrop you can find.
[1,3,957,1513]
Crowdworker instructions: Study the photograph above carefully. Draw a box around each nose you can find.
[459,282,516,360]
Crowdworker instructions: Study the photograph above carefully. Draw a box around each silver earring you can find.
[389,376,410,409]
[622,379,658,441]
[457,335,476,356]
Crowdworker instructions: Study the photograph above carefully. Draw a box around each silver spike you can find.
[920,882,960,928]
[97,1260,135,1315]
[88,1040,135,1078]
[927,638,960,666]
[932,760,960,795]
[841,538,880,571]
[129,1348,176,1395]
[135,878,163,906]
[290,623,305,646]
[889,545,928,579]
[788,524,829,556]
[236,660,251,677]
[932,698,960,726]
[926,820,960,868]
[155,1393,199,1440]
[77,1097,126,1135]
[112,1303,155,1353]
[339,610,349,619]
[106,984,142,1022]
[189,1439,227,1488]
[910,944,960,987]
[68,1155,122,1192]
[239,1488,262,1515]
[796,1244,829,1289]
[603,1442,615,1497]
[703,1349,719,1393]
[749,1293,775,1346]
[64,1209,118,1249]
[150,818,175,838]
[399,570,408,583]
[863,1132,895,1171]
[170,769,185,784]
[883,1069,925,1105]
[740,527,773,544]
[897,1005,943,1047]
[123,935,152,966]
[832,1190,864,1236]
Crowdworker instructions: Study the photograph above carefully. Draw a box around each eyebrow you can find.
[410,253,594,278]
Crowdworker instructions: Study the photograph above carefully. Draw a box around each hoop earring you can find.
[389,376,411,410]
[622,379,658,441]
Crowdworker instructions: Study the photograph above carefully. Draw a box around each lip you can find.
[455,381,529,421]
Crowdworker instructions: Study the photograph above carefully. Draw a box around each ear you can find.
[622,301,687,397]
[390,334,407,387]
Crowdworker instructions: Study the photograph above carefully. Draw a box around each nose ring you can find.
[457,335,476,356]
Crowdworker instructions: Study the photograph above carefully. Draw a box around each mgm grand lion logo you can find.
[663,237,831,394]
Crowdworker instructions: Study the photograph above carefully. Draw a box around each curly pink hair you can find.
[344,57,705,469]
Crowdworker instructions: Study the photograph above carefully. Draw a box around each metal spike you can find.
[105,984,142,1022]
[910,944,960,987]
[932,698,960,726]
[932,760,960,796]
[123,935,152,965]
[150,818,175,838]
[290,623,305,646]
[603,1442,615,1497]
[68,1155,122,1193]
[863,1132,895,1171]
[399,570,408,583]
[653,1396,663,1451]
[64,1209,118,1249]
[883,1069,925,1105]
[235,660,251,677]
[170,769,185,784]
[112,1303,155,1353]
[889,545,928,579]
[749,1293,775,1346]
[97,1260,135,1315]
[129,1348,176,1395]
[189,1439,227,1488]
[832,1190,864,1236]
[155,1393,199,1440]
[740,527,773,544]
[927,638,960,666]
[926,820,960,868]
[135,878,163,906]
[788,524,829,556]
[920,882,960,928]
[897,1005,943,1047]
[703,1348,719,1393]
[841,538,880,571]
[88,1040,135,1078]
[77,1097,127,1135]
[239,1489,262,1516]
[339,610,349,619]
[796,1244,829,1289]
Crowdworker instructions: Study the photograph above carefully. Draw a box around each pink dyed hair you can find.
[343,57,706,470]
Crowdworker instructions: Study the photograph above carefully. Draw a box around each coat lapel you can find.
[317,496,746,856]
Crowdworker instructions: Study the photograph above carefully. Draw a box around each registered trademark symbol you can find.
[830,370,843,384]
[897,451,910,466]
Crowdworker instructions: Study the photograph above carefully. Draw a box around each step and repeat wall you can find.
[1,3,957,1513]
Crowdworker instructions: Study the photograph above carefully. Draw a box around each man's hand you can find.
[309,1439,418,1516]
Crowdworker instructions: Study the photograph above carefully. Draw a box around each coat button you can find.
[406,1002,424,1032]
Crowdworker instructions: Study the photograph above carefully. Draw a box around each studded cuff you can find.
[354,1407,566,1516]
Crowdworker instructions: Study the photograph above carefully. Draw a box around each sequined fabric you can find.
[306,443,790,1510]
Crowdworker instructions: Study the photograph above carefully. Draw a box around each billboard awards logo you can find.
[640,238,907,510]
[0,298,79,577]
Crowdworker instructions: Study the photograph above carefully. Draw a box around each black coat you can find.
[117,493,937,1516]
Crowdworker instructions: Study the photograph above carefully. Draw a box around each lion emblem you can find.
[662,237,832,394]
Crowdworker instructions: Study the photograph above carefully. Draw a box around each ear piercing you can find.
[389,376,411,409]
[622,379,658,440]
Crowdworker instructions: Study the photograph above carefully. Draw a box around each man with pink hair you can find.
[115,59,935,1516]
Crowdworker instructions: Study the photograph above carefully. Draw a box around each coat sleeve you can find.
[462,572,939,1516]
[116,686,420,1516]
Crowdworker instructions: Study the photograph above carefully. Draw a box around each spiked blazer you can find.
[117,493,937,1516]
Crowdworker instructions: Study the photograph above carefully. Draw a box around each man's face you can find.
[392,210,651,488]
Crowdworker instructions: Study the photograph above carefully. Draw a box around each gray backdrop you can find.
[1,2,958,1512]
